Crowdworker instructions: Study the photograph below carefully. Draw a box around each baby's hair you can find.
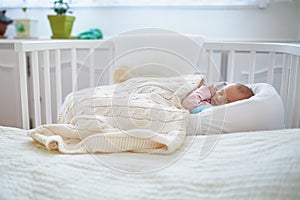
[236,83,254,99]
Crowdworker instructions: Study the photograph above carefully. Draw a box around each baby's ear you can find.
[214,81,228,90]
[113,67,134,84]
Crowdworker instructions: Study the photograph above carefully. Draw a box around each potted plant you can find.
[0,10,13,38]
[48,0,76,39]
[14,6,38,39]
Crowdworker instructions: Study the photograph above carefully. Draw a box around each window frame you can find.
[0,0,293,9]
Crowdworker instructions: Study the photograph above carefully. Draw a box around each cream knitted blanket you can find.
[28,75,203,154]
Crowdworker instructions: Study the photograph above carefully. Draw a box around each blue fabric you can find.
[190,105,213,114]
[77,28,103,39]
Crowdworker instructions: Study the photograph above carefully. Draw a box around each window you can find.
[70,0,259,7]
[0,0,294,8]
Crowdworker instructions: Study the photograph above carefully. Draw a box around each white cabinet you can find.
[0,42,22,128]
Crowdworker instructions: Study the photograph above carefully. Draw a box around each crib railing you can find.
[14,40,113,129]
[14,39,300,129]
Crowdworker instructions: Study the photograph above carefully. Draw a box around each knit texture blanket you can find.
[28,75,203,154]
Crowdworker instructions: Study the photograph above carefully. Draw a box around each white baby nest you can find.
[188,83,284,135]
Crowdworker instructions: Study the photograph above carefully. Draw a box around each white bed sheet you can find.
[1,126,300,199]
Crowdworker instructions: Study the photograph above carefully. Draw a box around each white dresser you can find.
[0,40,23,128]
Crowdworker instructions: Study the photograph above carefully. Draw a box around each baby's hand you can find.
[207,85,216,96]
[197,79,205,88]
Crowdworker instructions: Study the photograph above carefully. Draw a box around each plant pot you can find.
[0,10,13,38]
[47,15,76,39]
[14,19,38,39]
[0,22,8,37]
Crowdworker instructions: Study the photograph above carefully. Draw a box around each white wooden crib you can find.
[13,35,300,130]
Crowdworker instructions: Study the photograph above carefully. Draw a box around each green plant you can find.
[15,23,25,32]
[22,7,27,13]
[53,0,72,15]
[22,6,27,18]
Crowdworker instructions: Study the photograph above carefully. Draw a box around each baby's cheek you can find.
[216,96,227,105]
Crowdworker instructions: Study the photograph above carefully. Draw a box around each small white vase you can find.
[14,19,38,39]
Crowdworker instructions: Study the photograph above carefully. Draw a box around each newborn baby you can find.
[182,83,254,114]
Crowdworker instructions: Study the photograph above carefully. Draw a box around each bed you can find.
[1,29,300,199]
[1,126,300,199]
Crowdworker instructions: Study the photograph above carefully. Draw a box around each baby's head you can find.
[211,83,254,106]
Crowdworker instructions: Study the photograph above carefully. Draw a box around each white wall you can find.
[4,2,300,41]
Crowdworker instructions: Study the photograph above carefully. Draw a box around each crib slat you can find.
[285,55,293,128]
[267,52,275,84]
[248,50,256,84]
[89,48,95,87]
[108,46,115,85]
[227,50,235,82]
[55,49,62,115]
[31,51,41,127]
[293,56,300,128]
[18,52,30,129]
[43,50,52,124]
[206,50,213,83]
[280,54,289,107]
[286,55,300,128]
[71,48,77,91]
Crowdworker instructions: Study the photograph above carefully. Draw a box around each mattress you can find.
[1,126,300,199]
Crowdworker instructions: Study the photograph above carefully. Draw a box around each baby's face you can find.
[210,84,247,106]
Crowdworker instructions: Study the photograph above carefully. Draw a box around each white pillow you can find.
[112,33,205,77]
[187,83,285,135]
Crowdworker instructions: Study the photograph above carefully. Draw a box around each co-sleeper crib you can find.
[13,37,300,130]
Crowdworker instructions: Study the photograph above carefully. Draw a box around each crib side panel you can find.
[15,40,114,128]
